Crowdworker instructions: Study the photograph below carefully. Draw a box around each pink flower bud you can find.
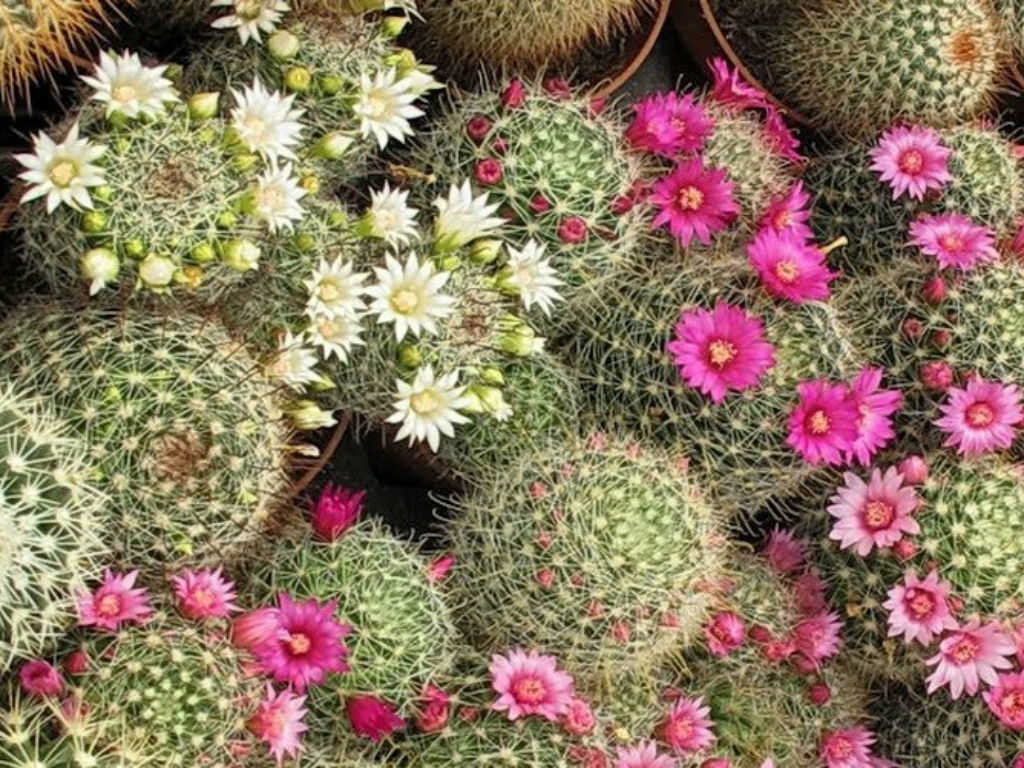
[749,625,773,644]
[611,194,636,215]
[558,216,588,244]
[529,481,549,499]
[501,79,526,109]
[587,600,605,618]
[704,611,745,657]
[561,697,596,735]
[662,611,681,629]
[543,77,571,99]
[901,318,923,339]
[922,276,947,304]
[493,137,509,154]
[427,553,456,582]
[311,483,365,541]
[920,361,954,391]
[569,747,611,768]
[898,455,929,485]
[530,194,552,214]
[536,569,555,589]
[346,695,404,741]
[611,622,631,644]
[458,705,480,721]
[474,158,503,186]
[931,329,952,348]
[415,684,450,733]
[892,538,919,560]
[789,652,818,676]
[1012,755,1024,768]
[19,660,63,698]
[701,760,733,768]
[807,682,832,706]
[230,608,283,650]
[535,531,554,549]
[588,96,607,115]
[762,639,795,663]
[466,115,492,144]
[63,650,89,676]
[570,572,585,587]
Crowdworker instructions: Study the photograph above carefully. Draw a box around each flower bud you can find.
[293,232,316,252]
[177,265,204,289]
[316,131,356,161]
[285,67,312,93]
[381,15,410,37]
[919,361,953,392]
[931,329,952,348]
[466,115,492,144]
[300,174,320,195]
[807,682,831,706]
[384,48,417,76]
[81,247,119,295]
[474,158,503,186]
[191,243,217,264]
[268,30,300,59]
[893,538,919,560]
[480,366,505,386]
[438,255,461,272]
[123,238,145,258]
[468,238,503,265]
[922,275,947,305]
[501,79,526,109]
[471,385,512,421]
[188,91,220,121]
[700,760,732,768]
[222,239,261,272]
[897,455,928,485]
[319,74,344,96]
[138,254,176,288]
[64,650,89,675]
[288,400,338,430]
[397,343,422,368]
[233,153,258,173]
[901,318,923,339]
[92,185,113,203]
[216,211,238,229]
[558,216,589,244]
[231,608,283,650]
[80,210,107,233]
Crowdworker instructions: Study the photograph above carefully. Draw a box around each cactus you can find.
[0,304,292,573]
[244,517,459,739]
[447,432,727,683]
[762,0,1004,139]
[413,0,657,77]
[996,0,1024,66]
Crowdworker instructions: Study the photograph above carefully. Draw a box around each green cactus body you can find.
[0,305,291,573]
[996,0,1024,64]
[448,434,727,683]
[72,612,262,767]
[764,0,1004,139]
[245,518,459,739]
[561,256,863,515]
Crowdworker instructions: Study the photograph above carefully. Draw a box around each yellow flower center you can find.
[113,84,138,103]
[410,390,439,414]
[365,96,387,118]
[48,160,76,188]
[287,633,311,655]
[774,259,799,284]
[512,676,547,704]
[966,402,995,428]
[808,409,830,435]
[863,500,895,530]
[318,281,341,302]
[707,339,737,369]
[258,186,283,210]
[898,150,923,174]
[676,185,704,211]
[243,116,266,137]
[237,0,264,20]
[391,288,419,314]
[97,594,123,617]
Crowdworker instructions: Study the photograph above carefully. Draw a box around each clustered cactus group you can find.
[5,0,1024,766]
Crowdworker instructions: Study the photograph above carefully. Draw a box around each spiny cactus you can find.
[0,305,291,573]
[244,517,459,737]
[414,0,657,78]
[763,0,1005,139]
[448,433,727,682]
[0,383,108,672]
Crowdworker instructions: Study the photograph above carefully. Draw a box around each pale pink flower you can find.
[747,229,838,304]
[828,467,921,556]
[820,727,876,768]
[925,619,1016,699]
[19,660,63,698]
[616,742,677,768]
[762,528,805,573]
[172,567,238,620]
[984,672,1024,730]
[76,569,152,631]
[562,697,597,736]
[704,612,745,657]
[786,380,860,466]
[626,92,715,157]
[650,157,739,248]
[310,483,365,541]
[490,648,575,721]
[660,696,715,755]
[247,684,308,765]
[935,378,1023,457]
[846,367,902,466]
[909,213,998,272]
[758,181,813,241]
[869,125,952,200]
[346,695,404,741]
[792,611,843,667]
[884,570,958,646]
[415,684,450,733]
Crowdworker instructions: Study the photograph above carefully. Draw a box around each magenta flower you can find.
[704,612,745,657]
[762,528,805,574]
[708,57,769,111]
[747,229,837,304]
[172,567,238,621]
[427,552,456,582]
[828,467,921,557]
[869,125,953,200]
[666,301,776,403]
[792,611,842,667]
[650,157,739,248]
[615,742,677,768]
[347,695,405,741]
[76,569,152,631]
[490,648,574,722]
[311,483,366,541]
[934,377,1023,457]
[846,367,902,466]
[247,684,308,765]
[660,695,715,755]
[415,684,451,733]
[926,619,1016,700]
[984,672,1024,730]
[820,727,876,768]
[762,106,803,164]
[884,570,958,646]
[786,380,859,466]
[626,92,715,157]
[561,696,597,736]
[758,181,813,241]
[232,607,285,651]
[19,660,63,698]
[795,571,828,616]
[253,594,351,691]
[909,213,998,272]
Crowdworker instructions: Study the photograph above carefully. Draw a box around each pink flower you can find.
[869,125,952,201]
[985,672,1024,730]
[232,607,286,651]
[762,106,803,164]
[820,727,876,768]
[346,695,404,741]
[615,742,677,768]
[935,378,1023,457]
[846,367,901,466]
[786,380,860,466]
[253,594,351,692]
[247,684,308,765]
[650,157,739,248]
[172,567,238,621]
[626,92,715,157]
[747,229,837,304]
[792,611,842,667]
[310,483,365,541]
[76,570,152,631]
[558,216,589,244]
[562,696,597,736]
[758,181,813,241]
[19,660,63,698]
[475,158,503,186]
[415,684,450,733]
[427,552,455,582]
[827,467,921,556]
[501,79,525,109]
[925,619,1016,699]
[795,571,828,616]
[897,455,929,485]
[762,528,804,573]
[666,301,776,403]
[909,213,998,272]
[704,612,745,657]
[660,696,715,755]
[466,115,492,144]
[884,570,958,646]
[490,648,575,722]
[708,57,769,111]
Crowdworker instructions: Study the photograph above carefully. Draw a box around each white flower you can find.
[503,240,565,317]
[211,0,289,44]
[433,180,504,252]
[402,67,444,97]
[230,78,304,162]
[387,365,473,452]
[16,124,106,213]
[80,247,119,295]
[353,68,424,149]
[266,330,319,391]
[251,162,306,232]
[303,258,370,320]
[307,313,365,363]
[363,183,419,247]
[81,50,178,119]
[365,252,456,342]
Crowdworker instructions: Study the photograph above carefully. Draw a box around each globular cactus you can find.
[447,433,727,683]
[244,517,459,741]
[0,383,108,672]
[996,0,1024,67]
[0,305,292,573]
[762,0,1005,140]
[413,0,657,78]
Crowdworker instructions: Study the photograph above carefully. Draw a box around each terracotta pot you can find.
[288,412,352,499]
[592,0,673,100]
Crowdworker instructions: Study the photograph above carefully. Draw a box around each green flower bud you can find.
[469,238,503,265]
[191,243,217,264]
[309,373,336,392]
[163,63,184,83]
[233,153,258,172]
[300,175,320,195]
[287,400,338,430]
[397,344,422,368]
[318,74,344,96]
[381,15,410,37]
[216,211,238,229]
[472,384,512,421]
[114,137,131,153]
[80,210,107,234]
[268,30,300,59]
[80,247,119,295]
[92,185,113,203]
[107,110,129,129]
[384,48,418,76]
[123,239,145,258]
[438,255,461,272]
[221,239,261,272]
[314,131,355,159]
[188,92,221,121]
[285,67,312,93]
[293,233,316,252]
[480,366,505,386]
[138,254,176,289]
